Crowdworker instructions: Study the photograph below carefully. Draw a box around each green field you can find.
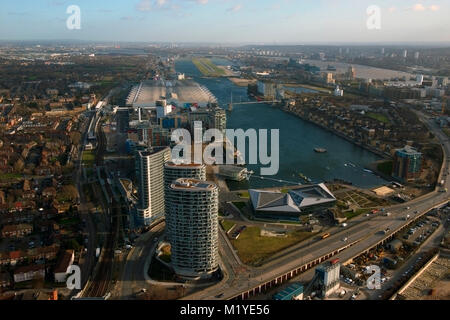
[232,227,312,266]
[233,202,247,210]
[192,58,225,77]
[0,173,22,181]
[220,220,236,233]
[443,128,450,137]
[367,112,390,124]
[238,191,250,199]
[345,208,370,220]
[82,150,95,167]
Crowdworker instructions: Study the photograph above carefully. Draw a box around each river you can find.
[175,58,386,190]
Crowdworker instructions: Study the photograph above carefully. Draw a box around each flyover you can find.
[183,111,450,301]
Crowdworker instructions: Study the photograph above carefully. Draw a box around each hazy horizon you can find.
[0,0,449,43]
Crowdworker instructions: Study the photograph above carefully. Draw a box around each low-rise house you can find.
[13,265,45,283]
[54,250,75,283]
[1,224,33,239]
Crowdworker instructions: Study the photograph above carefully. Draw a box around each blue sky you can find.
[0,0,449,43]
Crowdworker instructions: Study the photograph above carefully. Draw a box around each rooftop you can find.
[249,183,336,213]
[126,80,217,108]
[170,178,217,191]
[165,161,205,169]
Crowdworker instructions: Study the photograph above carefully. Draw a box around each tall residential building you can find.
[392,145,422,182]
[257,80,277,99]
[164,162,207,194]
[188,107,227,135]
[135,147,171,226]
[347,66,356,80]
[166,178,219,280]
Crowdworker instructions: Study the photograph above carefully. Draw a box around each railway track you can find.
[83,116,121,298]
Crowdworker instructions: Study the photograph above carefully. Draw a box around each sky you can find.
[0,0,449,44]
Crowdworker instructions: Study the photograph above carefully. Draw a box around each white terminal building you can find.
[126,79,217,109]
[166,178,220,280]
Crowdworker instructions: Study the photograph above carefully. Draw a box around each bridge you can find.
[228,100,281,111]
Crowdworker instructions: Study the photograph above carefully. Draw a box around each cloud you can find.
[388,7,396,13]
[430,5,440,11]
[412,3,426,11]
[136,0,152,12]
[228,4,242,13]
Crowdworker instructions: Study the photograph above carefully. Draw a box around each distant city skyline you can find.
[0,0,449,43]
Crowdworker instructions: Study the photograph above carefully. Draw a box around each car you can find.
[342,237,348,242]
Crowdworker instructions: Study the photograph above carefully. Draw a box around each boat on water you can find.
[363,169,374,174]
[314,148,327,153]
[298,173,312,183]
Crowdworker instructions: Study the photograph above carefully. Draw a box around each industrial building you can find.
[135,147,171,226]
[126,80,217,109]
[248,184,336,220]
[315,259,341,298]
[166,179,220,280]
[392,145,423,182]
[273,283,304,301]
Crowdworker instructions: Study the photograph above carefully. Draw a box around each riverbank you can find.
[228,77,256,87]
[283,107,390,160]
[283,83,331,93]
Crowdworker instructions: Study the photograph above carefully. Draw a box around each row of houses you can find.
[0,250,74,287]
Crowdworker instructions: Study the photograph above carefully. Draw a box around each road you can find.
[183,111,450,300]
[116,223,165,299]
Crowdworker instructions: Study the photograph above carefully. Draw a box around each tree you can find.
[69,131,82,146]
[13,157,25,173]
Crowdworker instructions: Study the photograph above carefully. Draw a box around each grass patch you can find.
[59,217,81,226]
[239,191,250,199]
[232,227,312,266]
[82,150,95,168]
[377,161,393,176]
[345,208,370,220]
[233,202,247,210]
[367,112,390,124]
[443,128,450,137]
[220,220,236,233]
[0,173,22,181]
[192,58,225,77]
